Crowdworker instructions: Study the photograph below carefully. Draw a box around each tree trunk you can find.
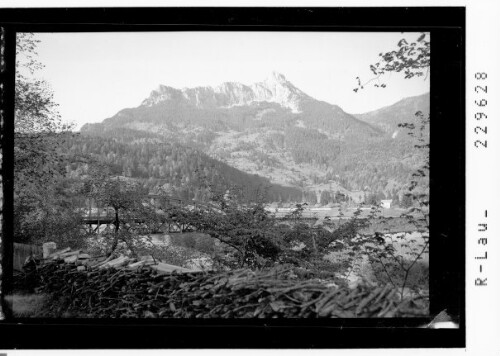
[108,208,120,256]
[311,234,318,255]
[114,209,120,233]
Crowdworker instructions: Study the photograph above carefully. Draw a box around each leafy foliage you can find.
[354,32,430,91]
[351,32,430,297]
[14,33,80,244]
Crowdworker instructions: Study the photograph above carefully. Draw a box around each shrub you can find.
[371,259,429,291]
[193,234,215,254]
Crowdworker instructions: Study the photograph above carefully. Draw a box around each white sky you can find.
[29,32,430,131]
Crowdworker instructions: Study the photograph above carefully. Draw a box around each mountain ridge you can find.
[141,71,311,113]
[79,74,429,201]
[353,92,430,135]
[84,71,384,143]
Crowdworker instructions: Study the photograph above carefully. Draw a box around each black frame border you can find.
[0,7,465,349]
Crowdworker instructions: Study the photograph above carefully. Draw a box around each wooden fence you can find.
[13,242,43,271]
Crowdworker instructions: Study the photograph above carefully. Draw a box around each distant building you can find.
[380,199,393,209]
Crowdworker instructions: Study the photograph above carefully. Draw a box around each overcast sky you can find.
[26,32,429,130]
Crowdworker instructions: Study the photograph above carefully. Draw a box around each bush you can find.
[193,234,216,254]
[182,234,196,249]
[170,233,213,252]
[371,259,429,291]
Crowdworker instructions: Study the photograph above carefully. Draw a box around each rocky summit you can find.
[141,72,309,113]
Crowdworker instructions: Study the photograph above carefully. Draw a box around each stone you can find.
[139,255,155,262]
[64,255,78,263]
[42,242,57,258]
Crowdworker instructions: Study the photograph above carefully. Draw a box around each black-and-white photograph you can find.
[6,30,434,320]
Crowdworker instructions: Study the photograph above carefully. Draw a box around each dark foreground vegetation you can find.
[13,262,428,318]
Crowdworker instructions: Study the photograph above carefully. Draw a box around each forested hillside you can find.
[63,128,305,203]
[354,93,430,135]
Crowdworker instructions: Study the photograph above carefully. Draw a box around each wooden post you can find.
[43,242,57,258]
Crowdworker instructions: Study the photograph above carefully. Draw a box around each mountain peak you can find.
[141,85,182,106]
[252,72,306,112]
[266,71,288,84]
[141,72,308,112]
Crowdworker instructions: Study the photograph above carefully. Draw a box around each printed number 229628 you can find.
[474,72,488,149]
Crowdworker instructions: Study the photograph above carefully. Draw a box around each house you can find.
[380,199,393,209]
